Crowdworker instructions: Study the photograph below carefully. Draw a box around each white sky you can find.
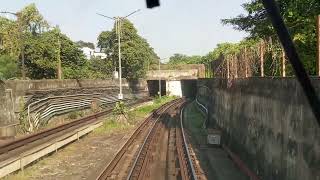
[1,0,249,59]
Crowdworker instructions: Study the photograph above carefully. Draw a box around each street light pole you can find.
[97,10,140,100]
[117,17,123,99]
[57,35,62,80]
[159,58,161,98]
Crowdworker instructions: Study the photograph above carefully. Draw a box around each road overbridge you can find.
[146,64,205,97]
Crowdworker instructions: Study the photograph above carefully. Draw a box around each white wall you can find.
[81,47,94,59]
[166,80,182,97]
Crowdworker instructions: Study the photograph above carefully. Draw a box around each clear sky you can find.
[1,0,249,59]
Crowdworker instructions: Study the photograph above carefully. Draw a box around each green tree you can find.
[0,55,18,80]
[97,30,113,54]
[23,28,88,79]
[87,57,113,79]
[168,53,203,65]
[97,19,159,78]
[76,40,95,49]
[0,4,90,79]
[0,17,19,57]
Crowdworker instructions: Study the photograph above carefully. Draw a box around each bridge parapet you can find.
[147,64,205,80]
[147,69,199,80]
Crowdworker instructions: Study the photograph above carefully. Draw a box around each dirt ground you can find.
[5,128,135,180]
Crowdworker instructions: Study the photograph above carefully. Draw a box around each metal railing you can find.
[26,92,144,131]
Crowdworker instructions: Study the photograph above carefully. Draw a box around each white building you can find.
[81,47,107,60]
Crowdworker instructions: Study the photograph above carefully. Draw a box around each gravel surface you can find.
[5,127,135,180]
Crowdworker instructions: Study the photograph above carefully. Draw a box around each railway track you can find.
[96,99,206,180]
[0,98,149,178]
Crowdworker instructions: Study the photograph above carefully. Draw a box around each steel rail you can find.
[125,98,183,180]
[96,98,181,180]
[180,104,198,180]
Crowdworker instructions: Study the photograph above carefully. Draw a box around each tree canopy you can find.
[76,40,95,49]
[97,19,159,78]
[167,54,202,65]
[0,4,88,79]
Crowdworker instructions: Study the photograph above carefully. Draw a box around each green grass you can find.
[93,118,132,135]
[134,96,177,116]
[93,96,177,135]
[184,101,208,144]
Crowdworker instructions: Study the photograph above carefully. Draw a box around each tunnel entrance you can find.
[147,80,166,97]
[181,80,197,99]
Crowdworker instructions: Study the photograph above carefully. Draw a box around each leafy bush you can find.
[0,55,18,80]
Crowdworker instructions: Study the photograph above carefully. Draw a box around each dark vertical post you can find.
[317,15,320,76]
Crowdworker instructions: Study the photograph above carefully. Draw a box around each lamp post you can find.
[159,57,161,98]
[97,9,140,100]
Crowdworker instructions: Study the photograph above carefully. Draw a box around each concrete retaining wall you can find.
[0,79,147,134]
[197,78,320,180]
[4,79,146,95]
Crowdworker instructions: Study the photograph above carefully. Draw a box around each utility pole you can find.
[57,36,62,79]
[97,9,140,100]
[317,15,320,76]
[0,11,26,79]
[116,17,123,99]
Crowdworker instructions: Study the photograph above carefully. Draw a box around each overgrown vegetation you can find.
[183,101,207,144]
[112,101,129,122]
[67,111,85,120]
[93,96,177,134]
[167,0,320,77]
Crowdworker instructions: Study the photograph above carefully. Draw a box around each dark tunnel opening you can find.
[180,79,197,99]
[147,80,166,97]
